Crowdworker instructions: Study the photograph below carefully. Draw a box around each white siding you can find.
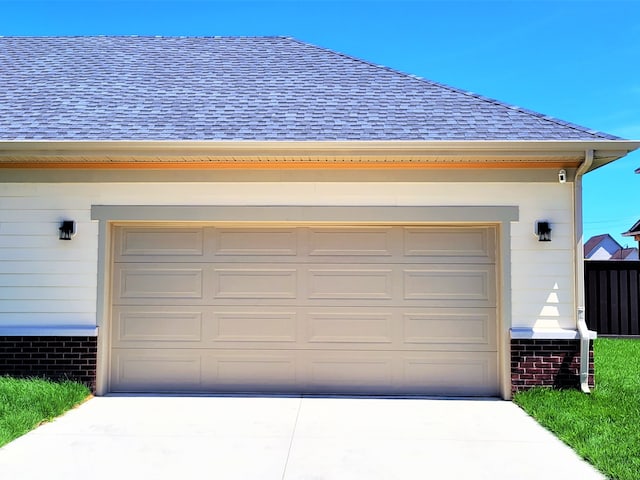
[0,181,576,330]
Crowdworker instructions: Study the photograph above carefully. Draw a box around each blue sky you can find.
[2,0,639,246]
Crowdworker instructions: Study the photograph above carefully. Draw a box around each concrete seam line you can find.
[282,396,304,480]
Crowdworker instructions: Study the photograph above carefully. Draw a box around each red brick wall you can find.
[0,336,97,392]
[511,339,594,393]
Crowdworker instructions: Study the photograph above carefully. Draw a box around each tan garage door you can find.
[109,225,498,395]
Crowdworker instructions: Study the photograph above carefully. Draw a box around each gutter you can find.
[574,149,596,393]
[0,140,638,169]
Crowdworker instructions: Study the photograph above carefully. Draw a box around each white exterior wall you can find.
[0,181,576,332]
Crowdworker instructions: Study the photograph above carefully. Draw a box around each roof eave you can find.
[622,223,640,237]
[0,140,638,170]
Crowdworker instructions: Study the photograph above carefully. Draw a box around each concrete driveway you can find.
[0,396,603,480]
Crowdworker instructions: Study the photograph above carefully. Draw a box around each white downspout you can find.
[575,149,595,393]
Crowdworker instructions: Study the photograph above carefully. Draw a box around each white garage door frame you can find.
[92,205,519,398]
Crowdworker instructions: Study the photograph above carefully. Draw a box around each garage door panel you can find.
[213,268,298,299]
[113,306,494,351]
[305,352,394,390]
[305,311,394,344]
[113,308,203,345]
[403,266,495,305]
[117,228,205,259]
[404,227,495,261]
[403,309,496,347]
[307,268,393,300]
[212,311,298,343]
[111,350,202,392]
[111,348,499,395]
[114,265,204,300]
[307,227,395,257]
[213,228,298,256]
[403,352,498,396]
[209,351,298,388]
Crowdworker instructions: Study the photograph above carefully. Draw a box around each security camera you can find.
[558,169,567,184]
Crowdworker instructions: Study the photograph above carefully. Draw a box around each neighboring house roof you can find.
[610,248,639,260]
[584,234,622,259]
[622,219,640,237]
[0,36,625,142]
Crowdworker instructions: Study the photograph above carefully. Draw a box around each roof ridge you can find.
[286,37,620,141]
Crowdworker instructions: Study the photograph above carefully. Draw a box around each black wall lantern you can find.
[535,221,552,242]
[59,220,76,240]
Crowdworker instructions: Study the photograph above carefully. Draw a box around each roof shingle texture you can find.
[0,36,620,141]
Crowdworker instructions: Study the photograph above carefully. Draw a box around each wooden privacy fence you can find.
[585,260,640,336]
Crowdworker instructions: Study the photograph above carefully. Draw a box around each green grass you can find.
[0,376,91,448]
[514,338,640,480]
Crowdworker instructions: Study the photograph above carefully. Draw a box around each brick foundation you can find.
[0,336,97,393]
[511,339,594,393]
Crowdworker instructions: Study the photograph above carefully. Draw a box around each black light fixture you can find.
[535,221,552,242]
[59,220,76,240]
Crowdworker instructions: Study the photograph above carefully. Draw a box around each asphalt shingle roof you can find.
[0,36,621,142]
[610,248,638,260]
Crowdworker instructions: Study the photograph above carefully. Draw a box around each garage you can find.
[109,224,498,395]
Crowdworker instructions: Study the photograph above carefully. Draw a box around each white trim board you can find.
[510,327,597,340]
[91,205,519,223]
[0,326,98,336]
